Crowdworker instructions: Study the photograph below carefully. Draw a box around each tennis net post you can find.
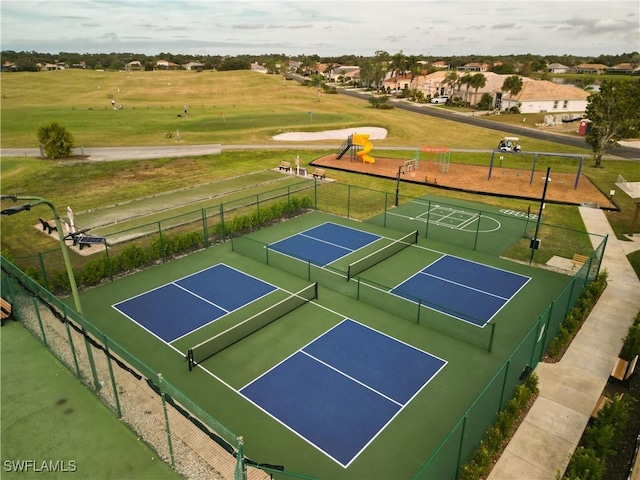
[347,230,418,281]
[186,282,318,370]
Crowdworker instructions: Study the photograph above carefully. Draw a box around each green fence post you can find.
[383,192,388,228]
[38,252,50,291]
[498,360,510,409]
[488,323,496,353]
[347,185,351,218]
[157,373,176,468]
[314,178,318,209]
[425,200,431,239]
[473,211,481,251]
[201,208,209,248]
[64,317,81,378]
[32,296,48,347]
[104,337,123,418]
[104,242,114,282]
[454,415,468,479]
[157,222,165,261]
[256,194,261,227]
[219,204,226,242]
[235,436,246,480]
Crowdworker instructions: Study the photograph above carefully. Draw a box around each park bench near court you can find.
[1,297,13,325]
[572,253,589,268]
[39,218,57,234]
[312,168,326,179]
[279,161,292,172]
[610,355,637,384]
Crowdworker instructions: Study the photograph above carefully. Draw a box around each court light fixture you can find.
[0,194,83,315]
[1,204,31,215]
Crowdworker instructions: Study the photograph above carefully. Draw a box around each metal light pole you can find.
[1,194,83,314]
[2,194,101,389]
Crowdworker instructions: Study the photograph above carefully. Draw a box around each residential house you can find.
[155,59,180,70]
[457,62,490,72]
[383,73,415,92]
[1,62,17,72]
[184,62,205,71]
[547,63,571,74]
[125,61,144,72]
[573,63,608,74]
[332,66,359,84]
[498,78,590,113]
[430,61,450,70]
[606,63,636,75]
[40,63,66,71]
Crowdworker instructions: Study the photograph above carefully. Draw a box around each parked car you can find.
[498,137,521,152]
[430,95,449,104]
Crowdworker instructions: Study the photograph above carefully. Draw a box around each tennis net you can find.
[347,230,418,280]
[187,282,318,370]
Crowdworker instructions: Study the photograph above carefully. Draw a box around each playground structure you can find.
[488,150,585,189]
[420,145,450,174]
[336,134,375,163]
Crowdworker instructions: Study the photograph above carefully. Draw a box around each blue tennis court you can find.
[392,255,530,327]
[113,264,277,342]
[240,319,447,467]
[269,222,380,266]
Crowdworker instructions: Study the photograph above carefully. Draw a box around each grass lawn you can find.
[0,320,180,480]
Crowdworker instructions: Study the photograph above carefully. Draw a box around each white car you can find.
[430,95,449,104]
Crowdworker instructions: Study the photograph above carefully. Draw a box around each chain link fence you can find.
[2,179,607,479]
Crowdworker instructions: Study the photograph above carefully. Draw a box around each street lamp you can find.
[1,194,83,315]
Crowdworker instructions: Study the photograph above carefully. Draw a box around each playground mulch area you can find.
[311,154,611,207]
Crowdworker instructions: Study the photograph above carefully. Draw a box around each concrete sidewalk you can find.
[488,207,640,479]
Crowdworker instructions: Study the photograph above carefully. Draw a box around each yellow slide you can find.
[351,133,375,163]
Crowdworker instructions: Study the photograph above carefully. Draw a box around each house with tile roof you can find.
[573,63,608,74]
[498,78,590,113]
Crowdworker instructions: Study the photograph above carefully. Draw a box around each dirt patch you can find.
[311,154,611,207]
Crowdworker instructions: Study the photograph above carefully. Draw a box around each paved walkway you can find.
[488,207,640,479]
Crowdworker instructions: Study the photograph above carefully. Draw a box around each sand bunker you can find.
[273,127,387,141]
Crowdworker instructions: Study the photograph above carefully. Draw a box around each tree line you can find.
[2,49,638,73]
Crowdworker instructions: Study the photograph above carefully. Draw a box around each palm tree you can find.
[308,73,325,102]
[443,71,458,97]
[501,75,523,112]
[461,73,473,105]
[389,51,407,91]
[325,62,336,82]
[470,73,487,107]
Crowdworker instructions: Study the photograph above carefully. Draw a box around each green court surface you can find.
[77,203,573,479]
[0,320,179,480]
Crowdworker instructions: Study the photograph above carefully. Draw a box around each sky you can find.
[1,0,638,58]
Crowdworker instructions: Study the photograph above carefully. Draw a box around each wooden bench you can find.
[572,253,589,267]
[279,161,291,172]
[39,218,57,234]
[312,168,326,179]
[610,355,638,382]
[1,297,13,325]
[591,394,611,418]
[591,392,625,418]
